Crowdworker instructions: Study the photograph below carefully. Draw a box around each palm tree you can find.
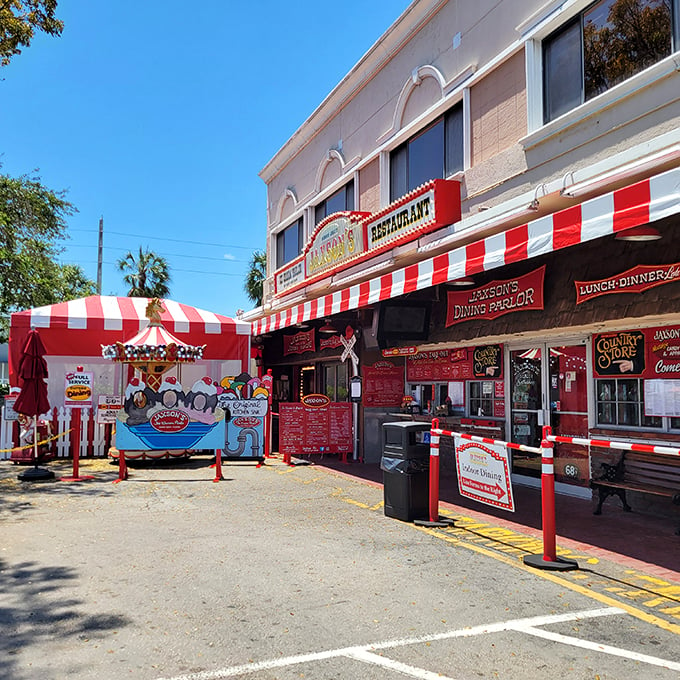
[244,250,266,307]
[117,246,170,297]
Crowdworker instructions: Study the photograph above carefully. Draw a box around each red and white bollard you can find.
[414,418,455,528]
[523,426,577,571]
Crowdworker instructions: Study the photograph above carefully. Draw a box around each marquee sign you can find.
[273,180,461,296]
[446,266,545,326]
[575,262,680,304]
[306,213,366,279]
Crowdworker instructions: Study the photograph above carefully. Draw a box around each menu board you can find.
[593,325,680,380]
[406,345,503,382]
[279,402,353,455]
[363,362,404,407]
[644,380,680,417]
[407,349,474,381]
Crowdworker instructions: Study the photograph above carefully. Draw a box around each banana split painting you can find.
[115,372,269,459]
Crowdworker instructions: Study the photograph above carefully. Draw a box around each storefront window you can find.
[314,181,354,225]
[596,378,662,428]
[468,381,502,418]
[323,363,348,401]
[276,217,304,268]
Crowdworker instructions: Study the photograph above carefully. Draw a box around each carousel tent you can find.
[9,296,251,383]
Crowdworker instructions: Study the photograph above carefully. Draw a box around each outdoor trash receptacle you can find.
[381,421,431,521]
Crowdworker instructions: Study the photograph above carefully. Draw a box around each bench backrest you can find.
[624,452,680,491]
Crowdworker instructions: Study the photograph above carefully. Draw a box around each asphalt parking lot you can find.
[2,455,680,679]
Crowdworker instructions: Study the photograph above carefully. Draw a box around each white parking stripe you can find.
[346,649,457,679]
[156,608,637,680]
[517,625,680,672]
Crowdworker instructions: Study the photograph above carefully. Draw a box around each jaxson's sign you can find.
[446,266,545,326]
[575,262,680,304]
[274,179,461,296]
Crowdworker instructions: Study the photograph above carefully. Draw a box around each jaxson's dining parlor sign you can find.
[446,266,545,326]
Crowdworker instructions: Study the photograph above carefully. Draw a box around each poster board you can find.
[363,361,404,407]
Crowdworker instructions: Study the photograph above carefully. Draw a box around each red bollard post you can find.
[113,449,128,483]
[213,449,224,482]
[414,418,455,528]
[60,408,94,482]
[523,426,577,571]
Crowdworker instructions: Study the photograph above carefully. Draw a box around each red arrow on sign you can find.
[460,477,506,500]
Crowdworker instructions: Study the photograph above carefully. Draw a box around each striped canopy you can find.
[9,296,250,383]
[253,166,680,334]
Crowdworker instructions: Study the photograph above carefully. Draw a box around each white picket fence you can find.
[0,407,110,460]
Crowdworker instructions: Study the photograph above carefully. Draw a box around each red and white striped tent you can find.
[9,296,251,383]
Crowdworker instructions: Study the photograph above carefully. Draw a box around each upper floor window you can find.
[389,102,463,202]
[314,180,354,225]
[276,217,304,269]
[543,0,676,123]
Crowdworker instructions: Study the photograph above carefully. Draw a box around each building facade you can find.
[249,0,680,503]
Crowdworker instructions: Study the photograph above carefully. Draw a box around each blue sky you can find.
[0,1,412,318]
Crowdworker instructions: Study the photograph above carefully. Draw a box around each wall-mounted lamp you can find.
[318,319,337,334]
[614,225,662,242]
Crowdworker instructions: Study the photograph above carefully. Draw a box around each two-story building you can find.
[248,0,680,502]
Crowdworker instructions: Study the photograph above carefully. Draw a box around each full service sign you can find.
[446,266,545,326]
[65,371,94,408]
[454,436,514,512]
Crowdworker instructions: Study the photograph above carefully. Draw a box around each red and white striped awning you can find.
[122,323,193,348]
[9,296,251,381]
[252,166,680,335]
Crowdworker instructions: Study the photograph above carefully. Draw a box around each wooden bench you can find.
[590,451,680,534]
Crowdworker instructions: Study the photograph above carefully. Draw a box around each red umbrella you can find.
[14,329,53,479]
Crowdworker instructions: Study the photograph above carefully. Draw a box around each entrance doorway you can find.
[509,341,589,487]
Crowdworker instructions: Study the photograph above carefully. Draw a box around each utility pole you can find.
[96,216,103,294]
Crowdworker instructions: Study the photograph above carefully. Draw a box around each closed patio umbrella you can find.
[14,329,54,481]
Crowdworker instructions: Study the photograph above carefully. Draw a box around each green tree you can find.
[117,247,171,298]
[0,170,95,341]
[0,0,64,67]
[244,250,266,307]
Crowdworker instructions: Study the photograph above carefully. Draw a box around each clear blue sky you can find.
[0,1,412,318]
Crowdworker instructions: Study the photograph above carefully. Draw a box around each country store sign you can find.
[446,266,545,326]
[274,179,461,295]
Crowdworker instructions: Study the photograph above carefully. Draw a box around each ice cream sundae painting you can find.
[115,375,226,451]
[219,373,269,459]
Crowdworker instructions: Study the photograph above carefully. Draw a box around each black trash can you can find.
[381,422,431,521]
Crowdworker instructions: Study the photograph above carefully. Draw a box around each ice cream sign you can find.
[115,375,226,451]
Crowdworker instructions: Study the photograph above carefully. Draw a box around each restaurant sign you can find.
[575,262,680,304]
[446,266,545,326]
[306,213,366,278]
[283,328,315,356]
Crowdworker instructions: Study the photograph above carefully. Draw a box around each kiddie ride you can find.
[102,298,269,482]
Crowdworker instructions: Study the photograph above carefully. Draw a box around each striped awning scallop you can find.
[252,166,680,335]
[9,296,250,382]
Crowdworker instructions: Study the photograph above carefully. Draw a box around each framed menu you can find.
[279,400,353,456]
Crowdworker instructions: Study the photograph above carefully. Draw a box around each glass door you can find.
[509,341,589,485]
[548,343,589,487]
[510,348,544,477]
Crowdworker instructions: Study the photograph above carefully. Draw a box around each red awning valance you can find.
[253,166,680,335]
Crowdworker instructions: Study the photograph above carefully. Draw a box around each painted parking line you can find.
[160,607,680,680]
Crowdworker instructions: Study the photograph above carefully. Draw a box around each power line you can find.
[58,242,249,263]
[66,227,261,251]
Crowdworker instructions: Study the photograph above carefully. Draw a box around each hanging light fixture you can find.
[446,277,475,287]
[614,225,662,242]
[318,319,337,334]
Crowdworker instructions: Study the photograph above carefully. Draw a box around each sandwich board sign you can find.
[454,435,514,512]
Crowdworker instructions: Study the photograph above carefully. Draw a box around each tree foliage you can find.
[0,0,64,67]
[0,170,96,341]
[244,250,266,307]
[117,247,171,298]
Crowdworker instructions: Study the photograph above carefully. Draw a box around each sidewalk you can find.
[313,456,680,584]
